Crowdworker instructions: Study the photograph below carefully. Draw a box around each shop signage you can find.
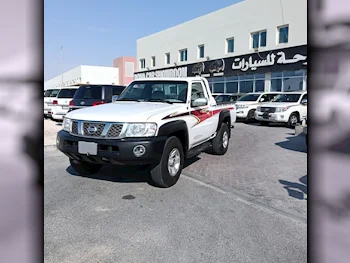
[52,77,82,88]
[134,45,307,79]
[134,66,187,79]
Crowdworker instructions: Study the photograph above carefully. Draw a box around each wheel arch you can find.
[217,109,231,137]
[157,120,189,152]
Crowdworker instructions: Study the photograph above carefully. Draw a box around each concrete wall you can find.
[113,56,136,86]
[136,0,307,71]
[44,65,119,90]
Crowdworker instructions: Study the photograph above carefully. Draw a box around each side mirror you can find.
[301,99,307,105]
[260,98,265,102]
[112,95,119,102]
[191,97,208,107]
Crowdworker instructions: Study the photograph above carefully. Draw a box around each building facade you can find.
[135,0,307,95]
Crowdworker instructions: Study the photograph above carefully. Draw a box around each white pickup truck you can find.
[56,77,236,188]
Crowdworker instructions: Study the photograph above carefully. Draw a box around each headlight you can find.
[63,117,71,132]
[125,123,157,137]
[275,107,290,112]
[257,106,261,112]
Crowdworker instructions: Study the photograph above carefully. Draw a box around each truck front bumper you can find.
[56,130,167,165]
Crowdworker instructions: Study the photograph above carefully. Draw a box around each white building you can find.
[135,0,307,94]
[44,65,119,90]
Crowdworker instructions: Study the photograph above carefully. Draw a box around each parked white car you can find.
[235,92,282,121]
[255,91,307,127]
[44,88,60,118]
[57,77,236,188]
[50,86,79,121]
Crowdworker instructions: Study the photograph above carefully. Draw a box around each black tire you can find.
[150,136,184,188]
[212,123,230,155]
[69,159,102,175]
[260,121,269,126]
[287,113,299,128]
[245,110,256,123]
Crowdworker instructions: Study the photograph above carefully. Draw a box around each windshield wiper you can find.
[118,98,142,102]
[148,99,173,104]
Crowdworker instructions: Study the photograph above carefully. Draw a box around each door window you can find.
[191,82,207,103]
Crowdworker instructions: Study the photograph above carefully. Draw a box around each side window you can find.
[267,94,278,101]
[260,94,268,102]
[191,82,206,102]
[112,87,124,95]
[301,94,307,101]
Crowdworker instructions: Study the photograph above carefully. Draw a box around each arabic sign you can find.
[134,66,187,79]
[134,45,307,78]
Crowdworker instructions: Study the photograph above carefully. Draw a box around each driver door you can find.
[188,81,214,148]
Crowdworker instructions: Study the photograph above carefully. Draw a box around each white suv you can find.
[50,86,78,121]
[44,88,60,118]
[255,91,307,127]
[235,92,282,122]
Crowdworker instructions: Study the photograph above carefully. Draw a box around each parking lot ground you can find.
[183,122,307,218]
[45,148,307,263]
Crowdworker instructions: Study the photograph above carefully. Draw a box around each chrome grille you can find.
[260,107,276,113]
[71,121,78,134]
[107,124,123,137]
[82,122,105,137]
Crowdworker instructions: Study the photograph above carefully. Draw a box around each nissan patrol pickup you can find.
[56,77,236,188]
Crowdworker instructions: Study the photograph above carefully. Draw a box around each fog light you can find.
[133,145,146,157]
[56,135,60,145]
[280,115,284,118]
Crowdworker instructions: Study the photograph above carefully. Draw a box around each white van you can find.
[50,86,78,121]
[44,88,60,118]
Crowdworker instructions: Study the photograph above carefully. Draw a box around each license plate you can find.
[263,112,269,119]
[62,106,69,110]
[78,141,98,155]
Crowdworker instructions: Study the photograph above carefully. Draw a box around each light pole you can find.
[60,46,63,87]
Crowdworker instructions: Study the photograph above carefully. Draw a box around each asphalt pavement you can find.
[45,148,306,263]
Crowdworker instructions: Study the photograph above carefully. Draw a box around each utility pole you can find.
[61,46,63,87]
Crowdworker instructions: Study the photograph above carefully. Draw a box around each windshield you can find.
[57,89,77,98]
[215,95,231,102]
[44,89,60,97]
[74,85,103,100]
[118,81,188,103]
[272,94,301,103]
[237,94,260,102]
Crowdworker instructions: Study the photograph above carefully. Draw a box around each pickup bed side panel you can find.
[157,120,189,152]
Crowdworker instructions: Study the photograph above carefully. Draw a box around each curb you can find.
[182,170,307,224]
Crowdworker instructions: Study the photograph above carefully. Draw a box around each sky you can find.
[44,0,242,81]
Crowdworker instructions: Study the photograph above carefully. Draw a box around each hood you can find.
[260,102,299,108]
[65,101,183,122]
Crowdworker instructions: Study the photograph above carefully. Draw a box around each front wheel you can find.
[69,159,102,175]
[150,136,184,188]
[245,110,256,123]
[211,123,230,155]
[287,113,299,128]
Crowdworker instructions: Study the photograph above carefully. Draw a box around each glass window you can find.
[267,94,280,101]
[260,31,267,47]
[208,83,213,92]
[240,81,254,93]
[74,85,103,99]
[273,93,302,103]
[140,59,145,69]
[191,82,206,101]
[213,83,225,93]
[226,75,239,81]
[57,88,77,98]
[271,79,282,91]
[254,73,265,79]
[271,71,283,78]
[279,26,289,44]
[255,80,265,92]
[118,81,188,103]
[151,56,155,67]
[165,53,170,64]
[212,76,225,82]
[226,82,238,93]
[44,89,60,97]
[239,74,254,80]
[227,38,234,53]
[252,33,259,49]
[283,70,304,77]
[283,77,304,91]
[237,93,260,101]
[180,49,188,62]
[198,45,204,58]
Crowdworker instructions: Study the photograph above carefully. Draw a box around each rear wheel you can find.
[69,159,102,175]
[212,123,229,155]
[150,136,184,188]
